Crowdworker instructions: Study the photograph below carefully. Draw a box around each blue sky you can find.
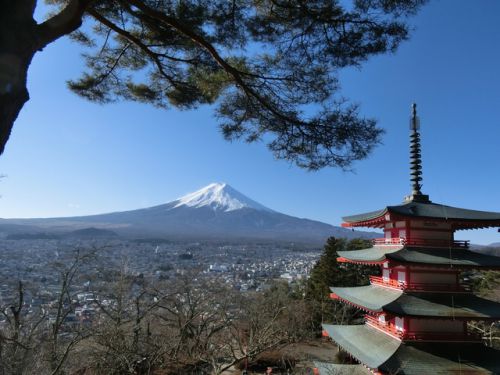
[1,1,499,244]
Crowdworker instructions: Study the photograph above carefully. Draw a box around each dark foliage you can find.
[0,1,426,166]
[306,237,379,328]
[67,0,428,169]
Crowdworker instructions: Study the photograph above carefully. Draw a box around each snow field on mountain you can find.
[173,182,274,213]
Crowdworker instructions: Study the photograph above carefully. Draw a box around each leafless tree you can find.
[81,260,173,374]
[468,321,500,349]
[0,247,95,375]
[0,281,46,375]
[2,256,314,375]
[44,248,96,374]
[154,278,311,374]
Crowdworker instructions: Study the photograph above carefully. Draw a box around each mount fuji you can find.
[0,183,376,243]
[172,183,274,213]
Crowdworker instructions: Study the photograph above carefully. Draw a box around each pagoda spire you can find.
[406,103,430,203]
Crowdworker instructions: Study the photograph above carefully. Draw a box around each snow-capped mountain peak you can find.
[173,182,274,212]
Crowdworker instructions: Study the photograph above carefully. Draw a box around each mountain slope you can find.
[0,183,377,243]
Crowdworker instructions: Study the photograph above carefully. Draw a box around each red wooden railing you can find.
[369,275,402,289]
[369,275,470,292]
[372,238,469,249]
[372,238,405,245]
[365,315,403,339]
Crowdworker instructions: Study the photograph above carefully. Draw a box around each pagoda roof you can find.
[337,246,500,269]
[342,201,500,229]
[331,285,500,319]
[337,246,403,264]
[322,324,400,369]
[389,247,500,268]
[331,285,402,312]
[383,342,500,374]
[314,361,370,375]
[322,324,500,374]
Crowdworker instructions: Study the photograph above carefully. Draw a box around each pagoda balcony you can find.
[369,275,471,293]
[365,315,481,342]
[365,315,403,339]
[373,237,470,249]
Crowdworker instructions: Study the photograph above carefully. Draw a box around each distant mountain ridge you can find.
[0,183,378,243]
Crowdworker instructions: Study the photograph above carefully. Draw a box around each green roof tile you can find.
[331,285,500,318]
[337,246,500,268]
[342,208,387,223]
[385,292,500,319]
[331,285,402,312]
[381,342,500,374]
[343,201,500,225]
[337,246,403,263]
[322,324,500,374]
[387,247,500,268]
[322,324,400,369]
[314,361,370,375]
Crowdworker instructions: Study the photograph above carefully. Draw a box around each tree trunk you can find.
[0,1,37,155]
[0,0,92,155]
[0,81,31,154]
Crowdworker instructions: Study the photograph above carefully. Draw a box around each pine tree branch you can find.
[122,0,303,127]
[87,9,182,88]
[36,0,94,50]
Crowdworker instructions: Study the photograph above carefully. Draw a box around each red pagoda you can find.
[316,104,500,374]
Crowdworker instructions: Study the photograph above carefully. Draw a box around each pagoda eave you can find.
[337,246,500,270]
[386,248,500,270]
[331,285,500,319]
[322,324,500,374]
[337,256,385,265]
[342,219,386,228]
[453,221,500,230]
[387,259,500,271]
[322,324,400,370]
[330,291,382,314]
[313,361,372,375]
[342,201,500,229]
[330,286,401,313]
[384,292,500,319]
[336,246,403,265]
[342,218,500,231]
